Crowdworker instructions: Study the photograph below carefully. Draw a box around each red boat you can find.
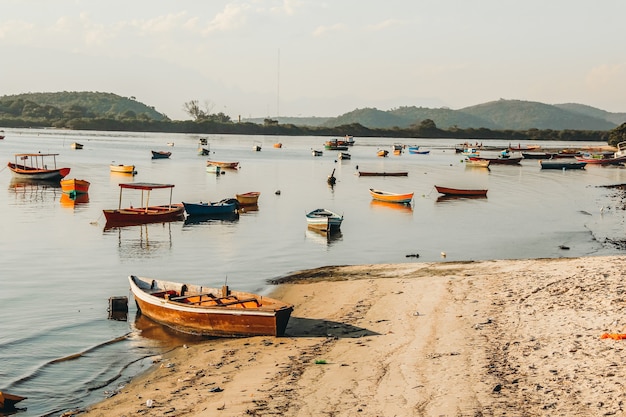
[435,185,488,196]
[103,183,184,228]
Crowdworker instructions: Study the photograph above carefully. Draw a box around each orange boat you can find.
[236,191,260,206]
[273,142,283,148]
[60,178,90,196]
[434,185,488,196]
[369,188,413,204]
[128,275,293,337]
[207,160,239,169]
[377,149,389,157]
[103,183,184,228]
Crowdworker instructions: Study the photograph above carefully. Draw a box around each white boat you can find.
[206,164,222,174]
[305,208,343,233]
[338,152,351,160]
[312,149,323,156]
[614,141,626,158]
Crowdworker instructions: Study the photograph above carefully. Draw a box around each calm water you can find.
[1,129,625,416]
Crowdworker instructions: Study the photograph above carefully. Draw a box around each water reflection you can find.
[59,192,90,208]
[183,211,240,226]
[436,195,489,203]
[8,178,62,203]
[305,226,343,246]
[104,223,173,258]
[238,204,259,214]
[369,199,414,213]
[131,311,208,348]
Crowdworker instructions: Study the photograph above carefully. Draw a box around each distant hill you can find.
[0,91,168,121]
[264,99,624,131]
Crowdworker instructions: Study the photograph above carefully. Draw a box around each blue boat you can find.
[182,199,238,216]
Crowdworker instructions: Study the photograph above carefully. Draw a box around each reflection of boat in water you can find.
[183,211,239,225]
[369,199,413,213]
[306,225,343,245]
[132,311,206,348]
[0,391,27,412]
[60,192,90,208]
[436,194,488,203]
[238,204,259,213]
[104,223,173,258]
[9,178,62,203]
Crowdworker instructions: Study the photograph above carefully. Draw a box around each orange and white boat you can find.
[377,149,389,157]
[207,160,239,169]
[7,153,70,180]
[235,191,260,206]
[60,178,90,196]
[369,188,413,204]
[110,164,136,174]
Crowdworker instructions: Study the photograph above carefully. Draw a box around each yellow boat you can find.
[369,188,413,204]
[110,164,136,174]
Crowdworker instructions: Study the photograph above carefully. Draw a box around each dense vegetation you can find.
[0,92,624,145]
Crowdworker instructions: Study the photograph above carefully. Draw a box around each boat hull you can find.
[60,178,90,195]
[129,275,293,337]
[207,160,239,169]
[469,156,522,165]
[151,151,171,159]
[103,205,184,227]
[8,162,70,180]
[305,209,343,232]
[236,192,260,206]
[435,186,488,196]
[183,201,237,216]
[369,188,413,204]
[540,161,587,170]
[110,164,136,174]
[358,171,408,177]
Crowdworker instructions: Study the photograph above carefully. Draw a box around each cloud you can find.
[586,63,626,89]
[367,19,403,32]
[312,23,346,37]
[204,3,252,33]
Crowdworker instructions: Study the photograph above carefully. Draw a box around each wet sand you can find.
[77,256,626,416]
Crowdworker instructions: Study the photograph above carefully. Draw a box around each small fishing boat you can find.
[338,152,351,160]
[110,164,136,174]
[540,160,587,170]
[182,199,238,216]
[198,147,210,156]
[305,208,343,233]
[103,183,184,228]
[522,152,555,159]
[0,130,4,139]
[357,171,408,177]
[273,142,283,148]
[469,156,522,165]
[435,185,488,196]
[369,188,413,204]
[70,142,83,149]
[0,391,27,411]
[312,149,323,156]
[575,154,626,165]
[206,164,222,174]
[409,149,430,154]
[167,142,175,146]
[60,178,90,197]
[377,149,389,157]
[128,275,293,337]
[151,150,171,159]
[206,160,239,169]
[253,142,262,151]
[464,159,490,168]
[8,153,70,180]
[614,141,626,158]
[509,143,540,151]
[324,139,349,150]
[235,191,260,206]
[407,146,420,152]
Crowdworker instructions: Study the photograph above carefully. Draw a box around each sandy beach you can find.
[76,256,626,416]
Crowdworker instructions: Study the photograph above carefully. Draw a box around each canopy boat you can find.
[183,199,238,216]
[70,142,83,149]
[8,153,70,180]
[103,182,184,228]
[338,152,351,160]
[128,275,293,337]
[377,149,389,157]
[311,149,323,156]
[0,391,27,411]
[435,185,488,196]
[357,171,408,177]
[151,150,171,159]
[110,164,136,174]
[540,160,587,170]
[235,191,260,206]
[305,208,343,233]
[60,178,90,197]
[369,188,413,204]
[206,160,239,169]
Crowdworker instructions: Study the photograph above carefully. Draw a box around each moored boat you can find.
[207,160,239,169]
[305,208,343,233]
[540,160,587,170]
[206,164,222,174]
[128,275,293,337]
[338,152,351,160]
[464,159,490,168]
[357,171,408,177]
[198,147,210,156]
[235,191,260,206]
[253,142,262,151]
[103,182,184,228]
[409,149,430,154]
[434,185,488,196]
[60,178,90,196]
[110,164,136,174]
[312,149,323,156]
[70,142,83,149]
[273,142,283,148]
[324,139,349,150]
[377,149,389,157]
[182,199,238,216]
[369,188,413,204]
[575,154,626,165]
[151,150,171,159]
[469,156,522,165]
[8,153,70,180]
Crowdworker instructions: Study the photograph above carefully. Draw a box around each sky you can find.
[1,0,625,121]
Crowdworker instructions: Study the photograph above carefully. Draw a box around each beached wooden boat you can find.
[60,178,90,196]
[103,183,184,228]
[464,159,490,168]
[305,208,343,233]
[8,153,70,180]
[338,152,351,160]
[236,191,260,206]
[128,275,293,337]
[110,164,136,174]
[312,149,323,156]
[377,149,389,157]
[183,199,238,216]
[358,171,408,177]
[369,188,413,204]
[0,391,27,411]
[435,185,488,196]
[151,150,171,159]
[70,142,83,149]
[540,160,587,170]
[206,160,239,169]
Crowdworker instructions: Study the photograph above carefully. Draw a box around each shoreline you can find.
[78,256,626,416]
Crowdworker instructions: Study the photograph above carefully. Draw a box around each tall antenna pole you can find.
[277,48,280,118]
